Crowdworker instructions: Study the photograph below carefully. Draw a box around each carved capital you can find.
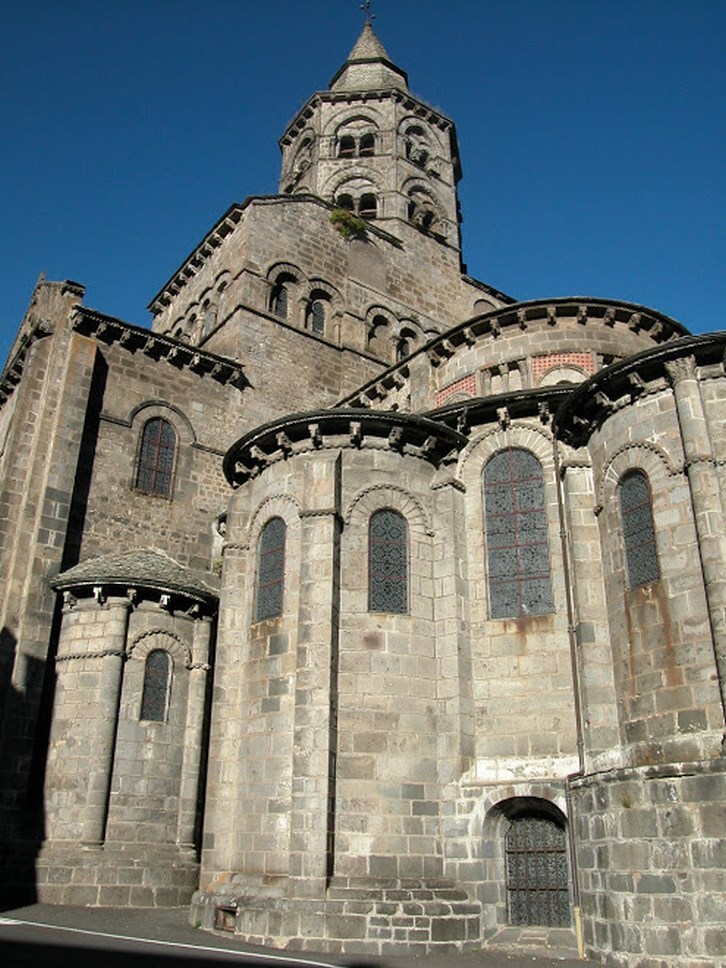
[665,355,697,385]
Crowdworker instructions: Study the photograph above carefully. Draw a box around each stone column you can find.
[559,459,621,770]
[81,595,129,845]
[666,356,726,730]
[176,614,212,848]
[431,478,474,784]
[288,452,341,896]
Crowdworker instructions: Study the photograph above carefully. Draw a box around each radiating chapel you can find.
[0,18,724,968]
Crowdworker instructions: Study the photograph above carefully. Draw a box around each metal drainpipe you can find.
[552,428,585,958]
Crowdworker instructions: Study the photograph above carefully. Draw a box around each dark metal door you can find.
[505,815,570,926]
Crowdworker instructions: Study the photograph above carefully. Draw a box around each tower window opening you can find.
[359,133,375,156]
[359,194,377,219]
[337,194,355,212]
[338,135,356,158]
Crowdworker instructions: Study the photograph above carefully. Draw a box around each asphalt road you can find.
[0,905,601,968]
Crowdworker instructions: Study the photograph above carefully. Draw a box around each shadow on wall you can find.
[0,629,48,909]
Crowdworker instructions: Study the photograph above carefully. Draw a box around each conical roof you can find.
[329,22,408,93]
[50,550,218,603]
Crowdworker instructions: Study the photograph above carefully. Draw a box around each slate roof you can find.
[50,550,218,603]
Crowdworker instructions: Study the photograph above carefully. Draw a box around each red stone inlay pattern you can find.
[531,352,595,383]
[435,373,477,407]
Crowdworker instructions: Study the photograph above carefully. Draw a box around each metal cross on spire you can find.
[360,1,375,25]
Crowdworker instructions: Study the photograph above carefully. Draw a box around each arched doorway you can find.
[505,809,570,926]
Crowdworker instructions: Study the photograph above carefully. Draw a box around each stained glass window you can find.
[483,448,554,619]
[140,649,172,722]
[506,815,570,926]
[135,418,177,497]
[256,517,286,621]
[368,509,408,614]
[619,471,659,588]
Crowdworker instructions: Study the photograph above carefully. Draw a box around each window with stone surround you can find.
[135,417,177,498]
[255,517,286,621]
[483,448,554,619]
[368,509,408,614]
[619,470,660,588]
[140,649,172,722]
[306,292,329,335]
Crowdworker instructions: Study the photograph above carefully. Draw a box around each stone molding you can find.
[72,308,248,389]
[554,333,726,446]
[339,299,687,410]
[224,409,466,486]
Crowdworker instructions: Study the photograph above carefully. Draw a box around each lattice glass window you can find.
[271,283,288,319]
[368,509,408,614]
[506,815,570,926]
[135,417,177,497]
[483,448,554,619]
[619,471,660,588]
[308,299,326,334]
[255,517,286,621]
[140,649,172,722]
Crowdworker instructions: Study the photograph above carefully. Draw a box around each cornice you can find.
[279,87,456,148]
[147,203,244,312]
[148,194,404,314]
[72,309,249,389]
[553,331,726,447]
[0,317,53,406]
[223,408,467,487]
[426,385,574,433]
[337,298,690,410]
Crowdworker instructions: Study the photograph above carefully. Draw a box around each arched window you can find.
[336,193,355,212]
[483,448,554,619]
[201,300,217,339]
[359,132,375,156]
[140,650,172,722]
[338,135,356,158]
[368,509,408,614]
[135,417,177,498]
[307,298,326,335]
[271,282,288,319]
[255,517,286,621]
[359,193,377,219]
[619,471,660,588]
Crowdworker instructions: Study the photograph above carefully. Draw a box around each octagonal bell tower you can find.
[279,20,463,253]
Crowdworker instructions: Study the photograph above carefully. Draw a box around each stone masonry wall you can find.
[573,760,726,968]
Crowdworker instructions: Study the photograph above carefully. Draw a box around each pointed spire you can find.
[329,21,408,93]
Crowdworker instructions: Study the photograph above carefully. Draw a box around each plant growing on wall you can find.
[330,208,367,240]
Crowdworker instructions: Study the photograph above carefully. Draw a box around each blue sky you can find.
[1,1,723,362]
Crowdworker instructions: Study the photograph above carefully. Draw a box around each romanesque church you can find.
[0,20,723,968]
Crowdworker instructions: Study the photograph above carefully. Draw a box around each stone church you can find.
[0,19,724,968]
